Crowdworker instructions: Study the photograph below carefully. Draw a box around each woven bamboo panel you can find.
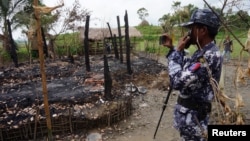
[0,98,132,141]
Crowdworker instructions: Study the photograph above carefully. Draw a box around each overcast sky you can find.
[14,0,239,40]
[42,0,222,28]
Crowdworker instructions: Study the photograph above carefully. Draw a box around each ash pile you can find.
[0,54,168,140]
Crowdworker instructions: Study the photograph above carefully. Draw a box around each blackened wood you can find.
[124,11,132,74]
[113,34,119,59]
[103,39,107,54]
[68,54,74,64]
[106,22,119,59]
[117,16,123,63]
[7,19,18,67]
[84,15,91,72]
[104,55,112,100]
[106,22,113,53]
[41,27,48,57]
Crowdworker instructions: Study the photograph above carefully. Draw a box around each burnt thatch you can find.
[78,27,142,40]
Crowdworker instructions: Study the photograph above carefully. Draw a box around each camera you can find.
[159,35,167,45]
[159,30,192,46]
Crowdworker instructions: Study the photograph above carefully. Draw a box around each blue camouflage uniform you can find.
[166,42,223,140]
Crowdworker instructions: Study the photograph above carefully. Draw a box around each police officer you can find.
[223,35,233,62]
[161,9,222,140]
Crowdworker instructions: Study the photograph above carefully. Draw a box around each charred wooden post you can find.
[68,55,74,64]
[117,16,123,63]
[103,39,109,54]
[97,42,100,55]
[84,15,91,72]
[33,106,40,140]
[106,22,113,54]
[107,23,113,38]
[113,34,119,58]
[104,55,112,100]
[107,22,119,59]
[41,27,48,58]
[124,11,132,74]
[7,20,18,67]
[33,0,52,140]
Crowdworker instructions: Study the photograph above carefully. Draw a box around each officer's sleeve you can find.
[167,50,193,90]
[167,49,209,91]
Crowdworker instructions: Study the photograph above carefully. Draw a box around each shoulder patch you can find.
[188,63,201,72]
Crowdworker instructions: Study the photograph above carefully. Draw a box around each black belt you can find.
[177,96,211,112]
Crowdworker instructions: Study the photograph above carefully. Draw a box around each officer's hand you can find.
[176,35,190,51]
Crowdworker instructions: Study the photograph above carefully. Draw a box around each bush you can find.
[0,48,11,65]
[139,20,150,26]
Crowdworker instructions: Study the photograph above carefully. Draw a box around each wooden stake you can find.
[33,0,52,140]
[124,10,132,74]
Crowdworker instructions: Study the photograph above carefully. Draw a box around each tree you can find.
[159,13,175,33]
[44,0,91,58]
[11,0,57,60]
[0,0,32,66]
[137,7,149,21]
[137,7,149,26]
[159,2,197,35]
[0,0,32,42]
[11,0,91,59]
[171,1,181,11]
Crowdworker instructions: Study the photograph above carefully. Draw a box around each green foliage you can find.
[0,45,29,65]
[139,19,150,26]
[145,46,156,53]
[0,48,11,64]
[55,32,83,56]
[135,25,163,42]
[135,25,249,60]
[1,24,249,65]
[135,25,185,55]
[17,47,29,62]
[136,25,163,35]
[137,7,149,21]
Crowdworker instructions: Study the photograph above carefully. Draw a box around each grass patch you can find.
[1,25,249,65]
[135,25,249,60]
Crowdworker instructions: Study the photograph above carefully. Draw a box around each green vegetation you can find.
[0,32,82,65]
[0,45,29,65]
[1,25,248,66]
[135,25,249,60]
[135,25,170,55]
[1,1,249,66]
[55,32,83,57]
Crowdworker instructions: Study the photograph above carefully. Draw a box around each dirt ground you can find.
[1,55,250,141]
[62,58,250,141]
[100,89,180,141]
[97,59,250,141]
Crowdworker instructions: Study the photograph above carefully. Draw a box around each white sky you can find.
[42,0,222,28]
[13,0,224,40]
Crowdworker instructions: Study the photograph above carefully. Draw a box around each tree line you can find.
[1,0,250,66]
